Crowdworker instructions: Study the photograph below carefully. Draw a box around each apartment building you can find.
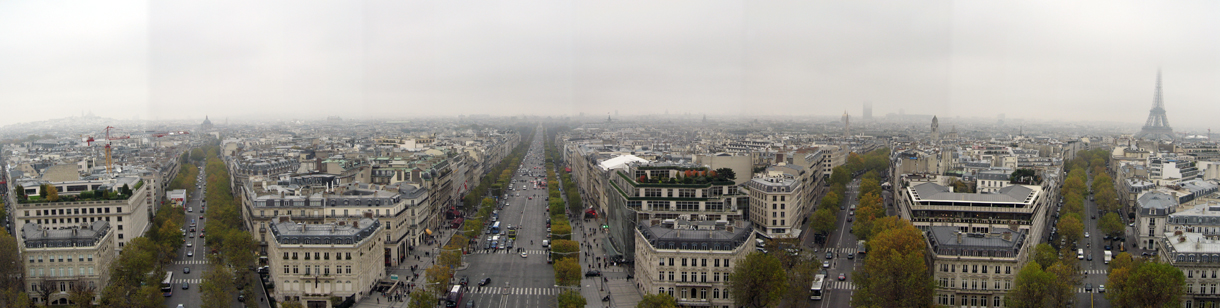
[22,220,115,306]
[746,172,803,238]
[13,176,153,250]
[267,217,383,308]
[241,174,429,267]
[634,219,754,308]
[927,226,1024,307]
[1159,202,1220,307]
[605,162,749,261]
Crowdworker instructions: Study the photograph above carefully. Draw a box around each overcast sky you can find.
[2,1,1217,131]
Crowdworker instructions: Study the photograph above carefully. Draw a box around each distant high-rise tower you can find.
[842,111,851,137]
[863,102,873,120]
[1137,70,1174,141]
[931,116,940,141]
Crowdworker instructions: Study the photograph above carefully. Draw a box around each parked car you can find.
[823,261,831,268]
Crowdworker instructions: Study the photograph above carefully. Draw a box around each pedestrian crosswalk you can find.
[172,279,203,284]
[174,260,209,265]
[829,248,857,255]
[466,287,559,296]
[474,249,550,255]
[826,280,856,290]
[1080,269,1108,275]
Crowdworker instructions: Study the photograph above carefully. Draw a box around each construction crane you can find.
[84,126,131,176]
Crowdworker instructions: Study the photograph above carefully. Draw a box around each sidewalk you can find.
[351,227,459,308]
[573,219,641,308]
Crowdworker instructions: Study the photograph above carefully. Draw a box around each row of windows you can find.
[660,257,731,268]
[30,215,120,225]
[658,271,727,283]
[31,281,96,293]
[283,252,352,260]
[27,267,95,278]
[29,254,93,263]
[283,265,352,275]
[1187,270,1220,278]
[940,263,1012,274]
[657,287,730,301]
[937,294,1003,307]
[27,207,121,216]
[938,277,1011,291]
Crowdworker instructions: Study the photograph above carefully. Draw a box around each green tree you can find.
[714,168,736,181]
[200,266,235,308]
[728,252,788,308]
[1112,260,1185,307]
[68,279,97,308]
[636,292,677,308]
[406,290,436,308]
[1105,252,1137,306]
[0,228,24,292]
[1099,212,1124,238]
[1007,262,1053,308]
[1045,261,1082,307]
[1057,214,1084,249]
[851,217,934,308]
[1033,243,1058,270]
[810,208,836,239]
[558,290,587,308]
[554,257,581,286]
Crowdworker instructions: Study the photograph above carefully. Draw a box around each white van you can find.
[542,240,550,248]
[1077,249,1084,260]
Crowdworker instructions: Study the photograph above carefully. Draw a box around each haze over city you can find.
[2,0,1218,130]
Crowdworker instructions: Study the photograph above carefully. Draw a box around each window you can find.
[714,272,720,282]
[293,253,298,260]
[701,259,707,267]
[346,253,352,260]
[305,253,310,260]
[983,266,988,273]
[713,289,720,299]
[681,272,687,282]
[668,272,673,281]
[284,252,289,260]
[682,258,687,266]
[314,252,320,260]
[714,259,720,267]
[668,258,674,266]
[324,253,330,260]
[701,272,707,282]
[660,272,665,281]
[345,266,351,274]
[293,266,299,274]
[284,266,290,274]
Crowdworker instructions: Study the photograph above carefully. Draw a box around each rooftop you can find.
[909,182,1038,204]
[638,219,753,251]
[269,218,380,246]
[926,226,1024,258]
[22,220,111,248]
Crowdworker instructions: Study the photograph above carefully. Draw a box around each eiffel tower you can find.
[1136,71,1174,141]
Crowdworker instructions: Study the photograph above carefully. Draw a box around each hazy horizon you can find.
[3,1,1218,131]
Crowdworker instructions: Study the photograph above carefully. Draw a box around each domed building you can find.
[201,116,214,130]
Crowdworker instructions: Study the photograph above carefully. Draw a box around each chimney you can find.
[353,220,359,228]
[957,232,963,243]
[363,211,373,218]
[279,216,289,223]
[1002,232,1011,241]
[338,221,346,226]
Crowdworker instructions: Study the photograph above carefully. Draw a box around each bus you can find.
[857,240,867,255]
[444,284,464,307]
[810,273,826,300]
[161,271,174,296]
[490,222,501,234]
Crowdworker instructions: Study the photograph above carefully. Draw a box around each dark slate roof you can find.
[910,182,1035,203]
[22,220,110,248]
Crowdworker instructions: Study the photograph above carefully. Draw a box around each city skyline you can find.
[2,1,1219,131]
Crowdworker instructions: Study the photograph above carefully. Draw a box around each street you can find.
[457,132,560,307]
